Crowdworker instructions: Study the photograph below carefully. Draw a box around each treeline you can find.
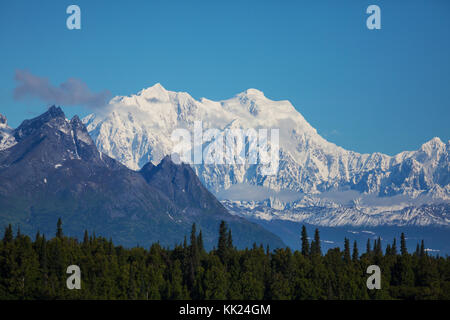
[0,219,449,300]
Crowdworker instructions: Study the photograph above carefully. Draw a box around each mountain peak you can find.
[0,113,7,128]
[47,105,65,118]
[421,137,445,150]
[428,136,443,144]
[152,82,165,89]
[0,113,16,151]
[159,154,187,169]
[14,105,66,141]
[239,88,265,99]
[138,83,169,100]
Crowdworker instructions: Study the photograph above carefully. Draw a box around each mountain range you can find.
[0,106,284,249]
[82,84,449,228]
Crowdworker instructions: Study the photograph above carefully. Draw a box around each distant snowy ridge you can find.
[222,199,449,227]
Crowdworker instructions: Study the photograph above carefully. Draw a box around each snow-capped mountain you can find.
[83,83,449,227]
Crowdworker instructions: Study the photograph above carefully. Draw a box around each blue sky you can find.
[0,0,449,155]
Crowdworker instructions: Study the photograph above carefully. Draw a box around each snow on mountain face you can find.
[84,84,367,190]
[0,113,17,151]
[83,84,450,226]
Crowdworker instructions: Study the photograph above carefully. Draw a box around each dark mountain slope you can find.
[139,156,281,248]
[0,106,284,249]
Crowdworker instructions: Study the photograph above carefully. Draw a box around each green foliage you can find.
[0,221,448,300]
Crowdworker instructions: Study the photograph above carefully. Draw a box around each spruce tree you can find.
[415,243,420,256]
[391,238,397,255]
[3,224,13,243]
[217,221,228,263]
[385,244,391,256]
[190,223,198,254]
[38,234,48,289]
[56,218,63,239]
[83,230,89,245]
[375,237,382,256]
[301,225,309,257]
[189,223,199,270]
[197,230,204,253]
[420,240,426,257]
[366,239,372,255]
[311,228,321,256]
[183,236,187,250]
[227,229,233,250]
[400,233,407,255]
[352,240,359,262]
[344,238,351,263]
